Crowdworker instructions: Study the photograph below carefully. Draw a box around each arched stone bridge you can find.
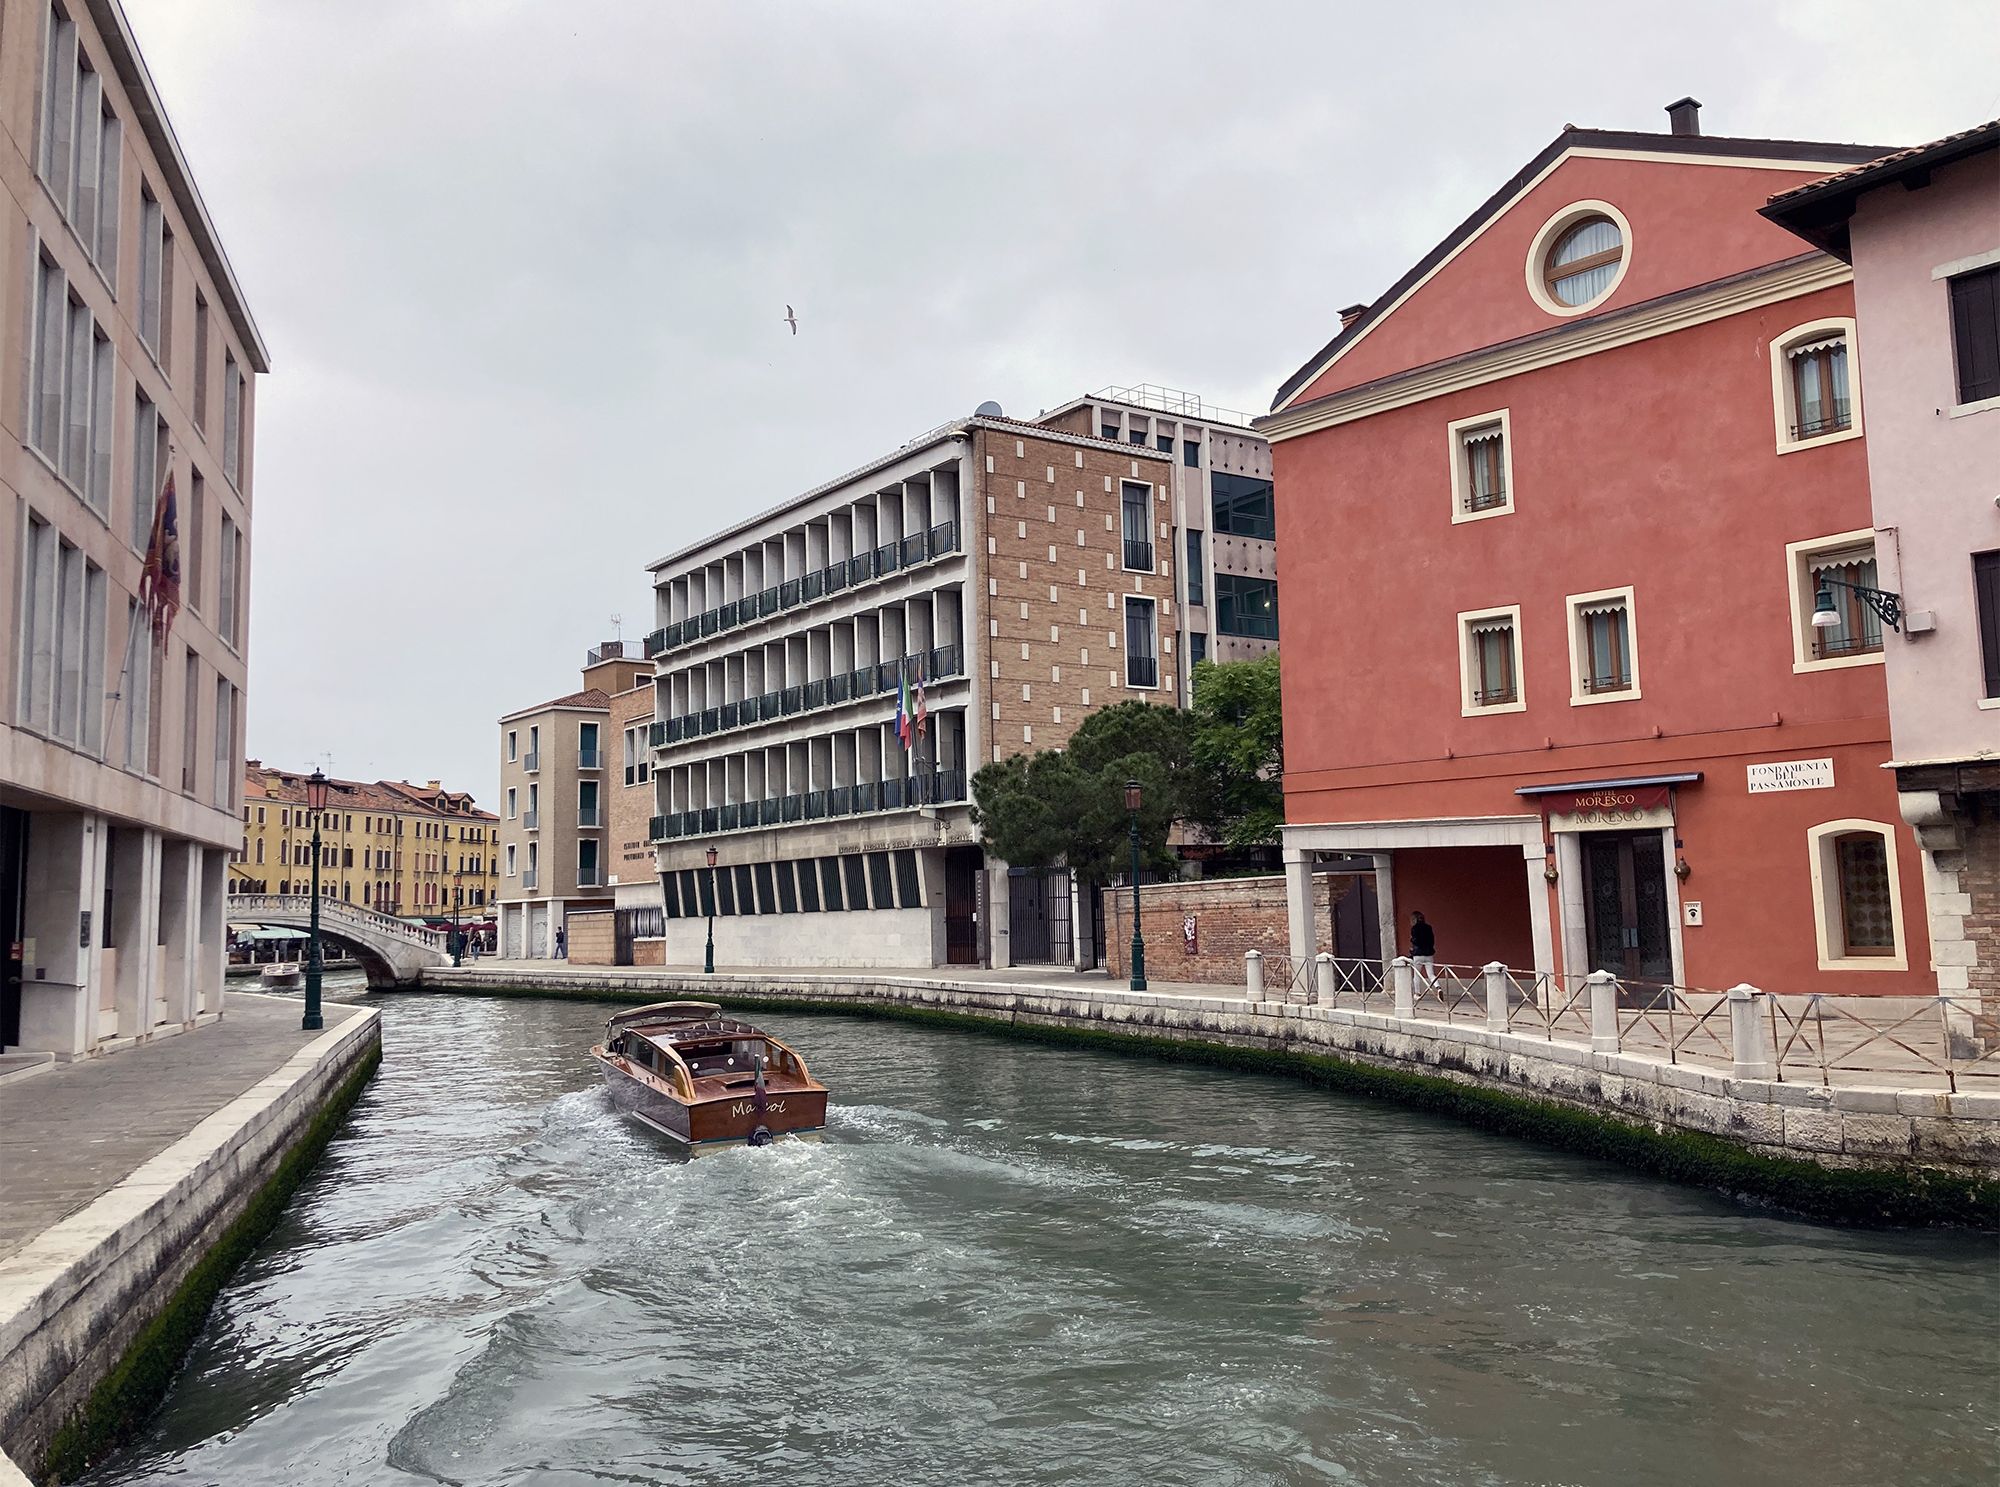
[227,893,453,987]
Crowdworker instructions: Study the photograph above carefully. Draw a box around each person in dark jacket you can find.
[1409,911,1436,992]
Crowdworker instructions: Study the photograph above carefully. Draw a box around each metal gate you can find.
[614,906,663,966]
[1007,867,1072,965]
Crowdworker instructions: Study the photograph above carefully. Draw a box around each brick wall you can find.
[631,936,665,967]
[1959,793,1997,1000]
[1104,874,1351,984]
[566,909,616,965]
[974,426,1179,763]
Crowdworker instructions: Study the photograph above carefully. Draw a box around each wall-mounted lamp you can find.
[1812,578,1903,634]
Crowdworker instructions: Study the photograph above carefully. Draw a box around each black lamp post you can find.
[1811,577,1904,636]
[451,870,464,967]
[1125,778,1147,992]
[704,845,718,975]
[303,768,328,1031]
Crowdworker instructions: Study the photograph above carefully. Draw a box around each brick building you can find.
[1038,385,1278,680]
[645,407,1186,969]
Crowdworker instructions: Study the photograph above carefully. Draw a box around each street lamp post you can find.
[1125,778,1147,992]
[303,768,328,1031]
[451,871,464,967]
[704,846,718,975]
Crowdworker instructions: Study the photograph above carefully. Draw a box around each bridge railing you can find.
[228,893,448,954]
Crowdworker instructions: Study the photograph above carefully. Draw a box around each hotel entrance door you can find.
[1582,830,1673,984]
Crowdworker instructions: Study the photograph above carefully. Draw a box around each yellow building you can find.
[229,761,501,919]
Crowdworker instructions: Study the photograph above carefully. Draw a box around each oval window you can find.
[1544,216,1624,308]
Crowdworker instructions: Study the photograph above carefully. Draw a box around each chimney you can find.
[1666,97,1701,137]
[1338,303,1368,329]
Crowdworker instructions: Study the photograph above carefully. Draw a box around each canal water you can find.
[86,989,1997,1487]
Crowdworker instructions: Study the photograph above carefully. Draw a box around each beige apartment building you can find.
[496,642,649,959]
[645,405,1189,969]
[1039,384,1278,679]
[230,764,500,918]
[2,1,266,1060]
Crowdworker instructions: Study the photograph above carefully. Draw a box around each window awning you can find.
[1515,773,1702,796]
[1461,427,1504,444]
[1576,600,1625,618]
[1468,618,1513,635]
[1786,335,1845,359]
[1808,548,1872,574]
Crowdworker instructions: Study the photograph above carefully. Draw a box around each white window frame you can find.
[1458,604,1525,716]
[507,729,518,761]
[1123,594,1160,690]
[1784,528,1886,674]
[1448,409,1514,524]
[1769,317,1862,454]
[577,837,599,887]
[1524,200,1633,317]
[505,787,516,819]
[1805,819,1907,971]
[1565,585,1640,705]
[505,842,516,877]
[1119,481,1156,574]
[578,778,600,827]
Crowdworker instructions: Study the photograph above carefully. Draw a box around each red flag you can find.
[914,675,928,740]
[138,470,180,642]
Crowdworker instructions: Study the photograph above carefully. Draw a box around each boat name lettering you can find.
[730,1099,786,1117]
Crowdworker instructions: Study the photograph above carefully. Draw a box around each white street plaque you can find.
[1746,758,1835,793]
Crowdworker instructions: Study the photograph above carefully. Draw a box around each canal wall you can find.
[0,1009,381,1483]
[418,966,2000,1224]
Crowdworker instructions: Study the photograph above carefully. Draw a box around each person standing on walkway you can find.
[1410,911,1437,994]
[554,925,567,960]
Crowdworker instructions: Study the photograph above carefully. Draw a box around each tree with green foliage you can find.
[1185,652,1283,850]
[971,656,1283,878]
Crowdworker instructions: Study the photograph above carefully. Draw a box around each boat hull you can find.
[592,1051,828,1148]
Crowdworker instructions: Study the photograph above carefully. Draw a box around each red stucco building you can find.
[1258,102,1933,997]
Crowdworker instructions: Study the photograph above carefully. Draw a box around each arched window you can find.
[1806,821,1907,970]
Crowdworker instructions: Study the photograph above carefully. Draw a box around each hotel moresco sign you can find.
[1539,785,1673,831]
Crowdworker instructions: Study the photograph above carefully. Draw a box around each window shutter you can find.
[1950,267,2000,405]
[1975,551,2000,701]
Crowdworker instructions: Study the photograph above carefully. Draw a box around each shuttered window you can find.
[1975,550,2000,700]
[1951,266,2000,406]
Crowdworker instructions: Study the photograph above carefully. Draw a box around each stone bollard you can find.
[1587,970,1619,1052]
[1391,955,1415,1018]
[1245,949,1265,1003]
[1483,961,1510,1032]
[1314,952,1335,1008]
[1727,983,1775,1080]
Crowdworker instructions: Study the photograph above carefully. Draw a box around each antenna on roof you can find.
[611,612,624,642]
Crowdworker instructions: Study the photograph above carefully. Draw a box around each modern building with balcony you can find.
[1038,385,1278,686]
[646,407,1185,968]
[495,642,648,959]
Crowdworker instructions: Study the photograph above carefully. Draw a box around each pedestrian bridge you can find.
[227,894,453,987]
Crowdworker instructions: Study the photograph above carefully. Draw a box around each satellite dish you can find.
[974,400,1003,418]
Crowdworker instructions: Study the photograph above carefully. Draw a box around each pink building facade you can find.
[1767,121,2000,1013]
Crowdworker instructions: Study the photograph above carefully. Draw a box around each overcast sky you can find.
[127,0,1998,805]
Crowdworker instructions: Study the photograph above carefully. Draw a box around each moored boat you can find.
[590,1001,829,1149]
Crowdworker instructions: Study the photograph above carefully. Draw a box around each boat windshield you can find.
[678,1038,791,1078]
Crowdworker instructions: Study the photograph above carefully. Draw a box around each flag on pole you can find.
[895,668,912,749]
[914,674,928,741]
[138,470,181,644]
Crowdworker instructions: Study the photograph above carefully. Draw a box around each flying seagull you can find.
[783,305,798,335]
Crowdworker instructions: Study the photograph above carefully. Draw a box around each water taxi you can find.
[590,1001,829,1149]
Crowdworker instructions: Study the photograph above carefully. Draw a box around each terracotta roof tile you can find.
[1764,119,1998,209]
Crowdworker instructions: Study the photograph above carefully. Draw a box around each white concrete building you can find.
[2,0,267,1061]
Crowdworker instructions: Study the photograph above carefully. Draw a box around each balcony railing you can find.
[1790,400,1852,441]
[522,751,540,773]
[522,868,538,889]
[579,807,601,827]
[1126,655,1159,689]
[578,748,602,769]
[522,810,539,830]
[646,770,970,842]
[1123,539,1155,573]
[648,646,968,753]
[1463,484,1508,512]
[577,869,601,888]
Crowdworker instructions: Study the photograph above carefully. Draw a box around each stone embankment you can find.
[0,1001,381,1482]
[419,962,1998,1225]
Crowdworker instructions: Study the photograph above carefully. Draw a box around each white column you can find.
[1587,970,1619,1051]
[1284,846,1313,965]
[1371,852,1397,965]
[1728,984,1775,1079]
[1525,842,1555,978]
[159,839,199,1026]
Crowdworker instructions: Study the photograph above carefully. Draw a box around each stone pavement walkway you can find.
[0,993,365,1262]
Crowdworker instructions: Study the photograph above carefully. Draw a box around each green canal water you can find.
[84,988,1998,1486]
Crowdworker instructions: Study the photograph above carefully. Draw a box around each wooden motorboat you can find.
[590,1001,829,1149]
